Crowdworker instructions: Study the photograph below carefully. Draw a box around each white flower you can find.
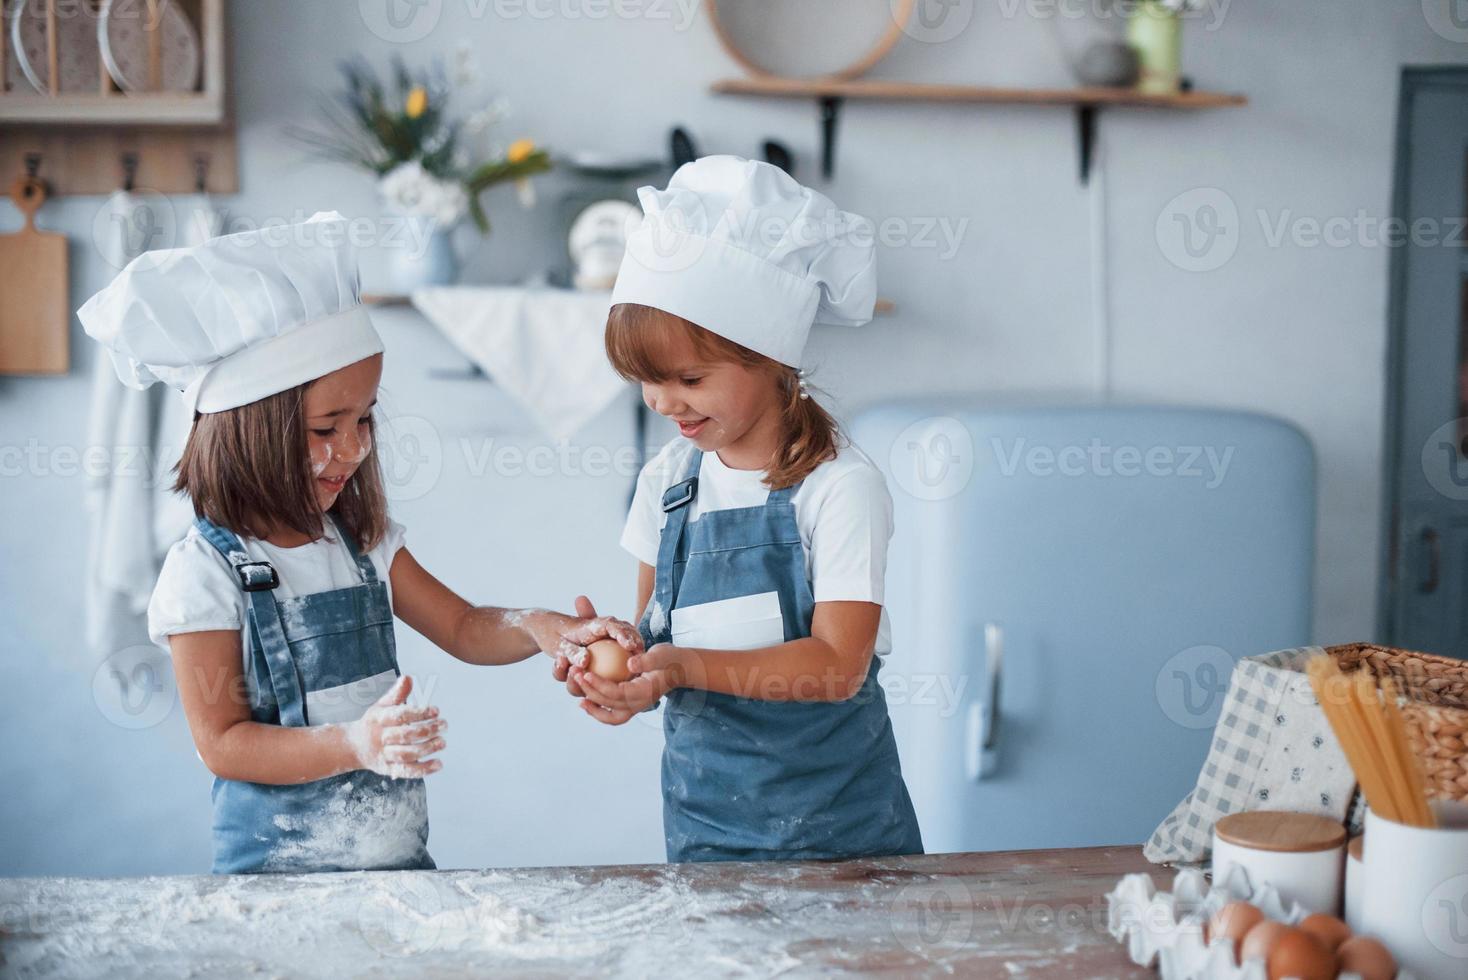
[379,161,468,227]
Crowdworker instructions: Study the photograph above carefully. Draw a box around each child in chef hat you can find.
[556,156,924,862]
[80,212,641,875]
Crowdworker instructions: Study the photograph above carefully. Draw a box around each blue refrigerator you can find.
[851,403,1317,853]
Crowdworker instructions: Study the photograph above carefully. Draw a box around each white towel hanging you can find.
[411,285,628,442]
[83,191,215,666]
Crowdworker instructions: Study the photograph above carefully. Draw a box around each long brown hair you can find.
[605,303,840,490]
[173,382,389,551]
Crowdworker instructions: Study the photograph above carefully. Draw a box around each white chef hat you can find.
[609,155,877,368]
[78,211,382,415]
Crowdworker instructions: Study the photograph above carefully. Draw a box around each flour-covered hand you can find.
[344,675,446,779]
[551,649,587,698]
[546,595,642,699]
[558,595,644,656]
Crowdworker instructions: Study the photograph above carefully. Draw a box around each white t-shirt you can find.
[148,520,408,669]
[620,438,894,656]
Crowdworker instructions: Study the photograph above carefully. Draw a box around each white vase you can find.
[388,220,459,294]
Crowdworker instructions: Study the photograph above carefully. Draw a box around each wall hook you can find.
[193,153,210,194]
[819,95,843,180]
[1077,104,1100,185]
[120,152,139,192]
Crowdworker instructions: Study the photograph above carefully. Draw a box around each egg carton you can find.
[1104,866,1413,980]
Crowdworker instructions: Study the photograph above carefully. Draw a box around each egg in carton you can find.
[1106,866,1409,980]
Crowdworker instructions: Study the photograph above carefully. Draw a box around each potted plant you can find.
[288,53,551,290]
[1126,0,1203,95]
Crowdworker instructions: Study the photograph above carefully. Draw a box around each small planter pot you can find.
[1127,1,1183,95]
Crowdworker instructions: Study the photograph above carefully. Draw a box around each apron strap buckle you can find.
[236,561,280,592]
[662,477,698,513]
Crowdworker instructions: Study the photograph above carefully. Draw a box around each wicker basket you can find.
[1329,642,1468,801]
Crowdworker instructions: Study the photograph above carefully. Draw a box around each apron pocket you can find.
[671,591,785,650]
[305,669,397,725]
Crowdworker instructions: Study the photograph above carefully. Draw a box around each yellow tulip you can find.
[405,86,428,119]
[507,139,536,164]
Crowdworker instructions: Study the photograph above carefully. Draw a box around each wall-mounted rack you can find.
[0,0,235,195]
[711,77,1247,184]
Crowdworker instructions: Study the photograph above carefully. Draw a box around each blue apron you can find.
[194,516,433,875]
[641,450,924,863]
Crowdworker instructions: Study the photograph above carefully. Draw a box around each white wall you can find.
[3,0,1465,875]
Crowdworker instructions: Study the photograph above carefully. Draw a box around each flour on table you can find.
[0,857,993,979]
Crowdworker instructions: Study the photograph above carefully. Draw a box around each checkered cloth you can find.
[1145,646,1362,864]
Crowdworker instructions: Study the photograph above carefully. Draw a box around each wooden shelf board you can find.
[712,76,1247,109]
[362,293,413,307]
[0,93,226,126]
[367,291,896,315]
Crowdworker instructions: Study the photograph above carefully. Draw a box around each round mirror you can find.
[708,0,915,80]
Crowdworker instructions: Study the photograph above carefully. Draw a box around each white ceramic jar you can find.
[1362,801,1468,980]
[1211,811,1347,915]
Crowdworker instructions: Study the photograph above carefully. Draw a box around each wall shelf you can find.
[0,92,225,126]
[365,291,896,315]
[0,0,234,195]
[710,77,1248,183]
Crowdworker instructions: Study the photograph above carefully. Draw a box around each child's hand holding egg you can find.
[546,599,644,689]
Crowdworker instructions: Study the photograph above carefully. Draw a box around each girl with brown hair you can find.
[555,158,923,862]
[81,212,640,874]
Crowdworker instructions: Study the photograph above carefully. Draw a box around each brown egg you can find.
[1266,928,1336,980]
[1209,901,1265,962]
[1297,912,1352,952]
[1240,920,1292,965]
[1337,935,1396,980]
[586,639,632,682]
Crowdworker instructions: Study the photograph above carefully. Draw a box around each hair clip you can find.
[797,367,811,400]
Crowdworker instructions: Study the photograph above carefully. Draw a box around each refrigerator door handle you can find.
[965,622,1004,781]
[1417,525,1441,594]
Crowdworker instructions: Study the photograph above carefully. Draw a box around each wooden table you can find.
[0,845,1160,978]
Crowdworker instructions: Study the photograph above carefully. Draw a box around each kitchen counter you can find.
[0,845,1159,978]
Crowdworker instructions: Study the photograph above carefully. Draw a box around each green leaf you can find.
[469,194,491,234]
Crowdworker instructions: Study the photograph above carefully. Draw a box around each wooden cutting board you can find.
[0,176,69,375]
